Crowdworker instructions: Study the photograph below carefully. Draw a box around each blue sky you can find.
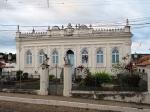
[0,0,150,53]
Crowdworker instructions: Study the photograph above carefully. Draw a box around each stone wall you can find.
[72,91,150,104]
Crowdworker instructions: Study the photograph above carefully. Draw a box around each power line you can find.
[1,16,150,32]
[2,0,150,9]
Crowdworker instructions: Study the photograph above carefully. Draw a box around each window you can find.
[97,49,103,63]
[142,69,145,73]
[26,50,32,65]
[39,50,45,64]
[139,69,141,72]
[52,50,58,64]
[81,49,88,64]
[112,48,119,63]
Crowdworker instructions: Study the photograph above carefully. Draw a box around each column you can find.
[63,64,72,97]
[39,65,49,95]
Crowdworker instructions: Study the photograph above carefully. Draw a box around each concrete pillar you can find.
[39,65,49,95]
[124,26,130,32]
[63,64,72,97]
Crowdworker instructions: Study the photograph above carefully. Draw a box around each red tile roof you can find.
[137,55,150,63]
[137,55,150,66]
[137,61,150,66]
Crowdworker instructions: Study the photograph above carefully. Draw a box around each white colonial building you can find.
[16,20,132,77]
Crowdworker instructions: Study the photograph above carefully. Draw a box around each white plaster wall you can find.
[16,34,131,76]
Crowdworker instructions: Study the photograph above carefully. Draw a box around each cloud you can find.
[0,0,150,54]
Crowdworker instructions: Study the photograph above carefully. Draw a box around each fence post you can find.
[63,64,72,97]
[39,65,49,95]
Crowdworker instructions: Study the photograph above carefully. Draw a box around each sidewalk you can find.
[0,92,150,112]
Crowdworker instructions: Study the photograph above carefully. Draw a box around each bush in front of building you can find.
[22,72,29,80]
[94,71,112,86]
[75,75,83,83]
[83,68,95,87]
[82,69,112,87]
[16,70,23,81]
[117,71,142,87]
[49,74,55,81]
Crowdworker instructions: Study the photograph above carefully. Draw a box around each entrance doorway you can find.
[66,50,74,66]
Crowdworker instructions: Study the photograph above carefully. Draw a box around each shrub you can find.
[139,79,147,91]
[117,72,141,87]
[75,75,83,83]
[16,70,23,81]
[94,71,111,86]
[22,72,28,80]
[83,68,95,86]
[49,74,55,81]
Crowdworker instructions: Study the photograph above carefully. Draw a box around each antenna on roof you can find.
[32,28,35,33]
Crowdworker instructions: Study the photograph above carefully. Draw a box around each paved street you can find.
[0,92,150,112]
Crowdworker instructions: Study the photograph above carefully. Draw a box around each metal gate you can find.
[48,65,64,96]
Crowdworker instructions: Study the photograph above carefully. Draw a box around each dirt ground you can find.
[0,101,119,112]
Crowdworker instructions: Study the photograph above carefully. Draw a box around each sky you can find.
[0,0,150,54]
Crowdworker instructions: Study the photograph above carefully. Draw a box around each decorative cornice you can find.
[16,23,132,41]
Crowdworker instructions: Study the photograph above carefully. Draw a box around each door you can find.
[66,50,74,66]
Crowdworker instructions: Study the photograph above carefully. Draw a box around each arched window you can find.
[52,50,58,64]
[39,50,45,64]
[112,48,119,63]
[97,49,103,63]
[81,49,88,64]
[26,50,32,64]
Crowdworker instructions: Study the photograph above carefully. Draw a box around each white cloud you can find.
[0,0,150,53]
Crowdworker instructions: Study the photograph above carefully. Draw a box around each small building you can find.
[136,55,150,74]
[0,53,17,76]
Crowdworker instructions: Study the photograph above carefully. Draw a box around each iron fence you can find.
[0,72,40,93]
[72,67,148,92]
[48,66,64,96]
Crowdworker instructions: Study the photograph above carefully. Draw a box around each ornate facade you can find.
[16,21,132,77]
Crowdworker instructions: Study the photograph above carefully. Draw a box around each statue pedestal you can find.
[63,64,72,97]
[39,65,49,95]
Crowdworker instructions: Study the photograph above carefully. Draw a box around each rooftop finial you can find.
[32,27,35,33]
[75,24,78,29]
[126,19,129,26]
[67,23,72,28]
[89,24,92,28]
[17,25,20,32]
[62,25,64,29]
[78,24,80,28]
[48,26,50,30]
